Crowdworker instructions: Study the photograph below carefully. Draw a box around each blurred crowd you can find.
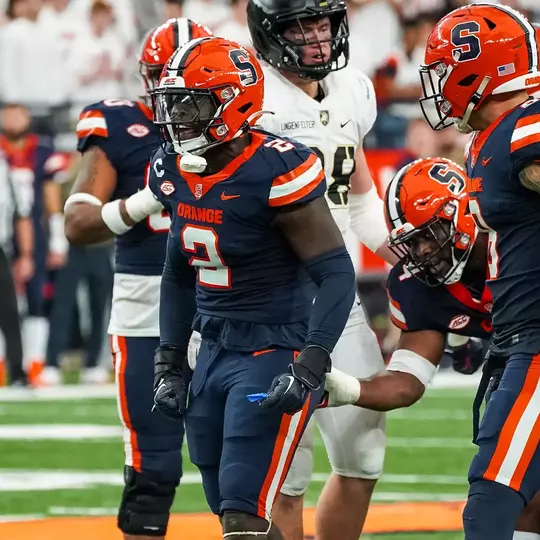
[0,0,538,385]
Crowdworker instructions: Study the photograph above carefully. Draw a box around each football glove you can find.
[260,345,331,414]
[153,348,192,420]
[445,338,486,375]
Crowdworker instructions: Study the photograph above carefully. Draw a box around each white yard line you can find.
[0,425,124,440]
[0,514,45,523]
[0,371,480,403]
[0,470,466,491]
[0,425,475,448]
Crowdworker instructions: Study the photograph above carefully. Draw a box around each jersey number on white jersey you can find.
[309,145,356,205]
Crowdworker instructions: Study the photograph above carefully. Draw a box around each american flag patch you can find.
[497,63,515,76]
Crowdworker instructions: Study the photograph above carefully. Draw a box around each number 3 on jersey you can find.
[181,225,231,288]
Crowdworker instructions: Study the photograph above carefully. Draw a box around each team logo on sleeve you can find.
[127,124,150,138]
[160,181,175,195]
[319,110,330,126]
[449,314,471,330]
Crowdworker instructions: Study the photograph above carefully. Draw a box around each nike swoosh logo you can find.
[221,192,240,201]
[340,120,351,128]
[283,376,295,394]
[482,157,492,166]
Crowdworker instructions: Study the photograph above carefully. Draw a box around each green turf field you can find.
[0,382,478,538]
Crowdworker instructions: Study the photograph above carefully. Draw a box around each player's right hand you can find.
[259,373,309,414]
[153,348,192,420]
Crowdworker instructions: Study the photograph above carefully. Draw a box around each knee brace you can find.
[222,511,272,539]
[117,466,177,537]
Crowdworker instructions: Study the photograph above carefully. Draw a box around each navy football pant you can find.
[110,335,184,484]
[464,353,540,539]
[185,341,322,519]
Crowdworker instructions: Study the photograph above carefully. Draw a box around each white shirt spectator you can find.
[69,28,126,111]
[213,0,252,52]
[69,0,138,46]
[347,0,401,77]
[183,0,230,30]
[0,16,69,106]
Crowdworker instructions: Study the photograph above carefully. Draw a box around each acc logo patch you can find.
[127,124,150,138]
[160,180,175,196]
[449,314,471,330]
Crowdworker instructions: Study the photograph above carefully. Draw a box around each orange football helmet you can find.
[153,37,264,155]
[385,158,477,286]
[139,18,213,93]
[420,4,540,133]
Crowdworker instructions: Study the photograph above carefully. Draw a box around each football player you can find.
[148,37,356,540]
[246,1,393,539]
[63,18,212,540]
[0,103,67,386]
[325,156,540,540]
[418,4,540,539]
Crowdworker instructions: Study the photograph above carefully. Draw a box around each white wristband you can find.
[387,349,437,389]
[125,185,164,223]
[48,213,68,255]
[101,200,133,235]
[324,367,361,407]
[64,192,103,212]
[348,187,389,252]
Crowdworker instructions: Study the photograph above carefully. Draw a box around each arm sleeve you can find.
[159,234,197,351]
[303,246,356,352]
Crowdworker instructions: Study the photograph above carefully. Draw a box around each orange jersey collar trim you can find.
[178,131,266,199]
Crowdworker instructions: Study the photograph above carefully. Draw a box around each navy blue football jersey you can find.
[0,134,64,233]
[76,99,165,276]
[466,97,540,353]
[387,264,492,339]
[149,130,327,351]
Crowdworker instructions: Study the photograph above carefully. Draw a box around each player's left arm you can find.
[349,146,398,264]
[347,70,398,265]
[274,195,356,395]
[153,234,196,420]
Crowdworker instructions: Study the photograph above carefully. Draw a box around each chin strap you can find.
[455,75,491,134]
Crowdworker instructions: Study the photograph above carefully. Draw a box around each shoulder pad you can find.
[346,68,377,138]
[261,134,325,207]
[76,99,139,141]
[510,98,540,157]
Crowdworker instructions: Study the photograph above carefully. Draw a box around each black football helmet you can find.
[247,0,349,81]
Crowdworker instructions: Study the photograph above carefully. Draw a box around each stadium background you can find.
[0,0,538,539]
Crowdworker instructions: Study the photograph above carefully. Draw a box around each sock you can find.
[23,316,50,383]
[513,533,540,539]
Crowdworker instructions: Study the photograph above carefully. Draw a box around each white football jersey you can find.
[258,65,377,239]
[258,66,377,327]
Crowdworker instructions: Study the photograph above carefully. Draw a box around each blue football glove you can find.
[153,348,192,420]
[260,345,331,414]
[445,338,486,375]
